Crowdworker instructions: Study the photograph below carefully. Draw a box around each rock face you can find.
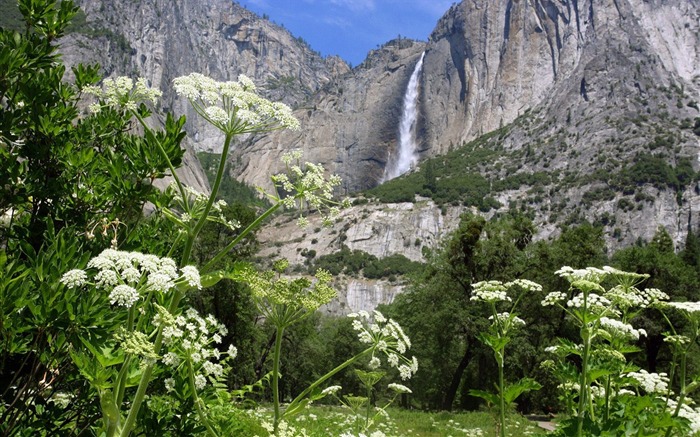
[256,199,464,314]
[231,0,699,185]
[233,0,700,247]
[57,0,350,192]
[233,39,427,193]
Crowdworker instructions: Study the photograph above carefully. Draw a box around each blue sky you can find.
[240,0,455,66]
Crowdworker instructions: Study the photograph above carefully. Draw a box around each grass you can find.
[245,406,548,436]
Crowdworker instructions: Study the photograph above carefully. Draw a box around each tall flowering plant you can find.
[59,70,350,436]
[468,279,542,437]
[540,266,697,436]
[265,310,417,435]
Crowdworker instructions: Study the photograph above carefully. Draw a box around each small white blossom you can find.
[321,385,342,396]
[388,383,412,394]
[194,374,207,390]
[626,370,669,394]
[109,285,139,308]
[60,269,88,288]
[180,265,202,290]
[164,378,175,392]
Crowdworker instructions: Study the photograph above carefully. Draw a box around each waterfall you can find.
[383,52,425,181]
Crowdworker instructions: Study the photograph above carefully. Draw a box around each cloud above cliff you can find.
[241,0,453,65]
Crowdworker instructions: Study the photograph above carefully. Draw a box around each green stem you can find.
[202,202,281,272]
[187,359,219,437]
[577,331,591,437]
[603,375,611,423]
[365,380,372,431]
[114,355,131,411]
[272,325,285,433]
[664,351,688,437]
[283,347,374,420]
[118,290,185,437]
[181,132,233,266]
[498,351,506,437]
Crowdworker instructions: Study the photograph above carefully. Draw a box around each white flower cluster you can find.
[349,310,418,380]
[470,281,510,303]
[173,73,300,134]
[605,285,669,310]
[387,383,413,394]
[625,369,669,394]
[666,398,700,434]
[507,279,543,293]
[82,76,161,113]
[271,150,348,228]
[321,385,343,396]
[555,266,608,283]
[60,249,202,309]
[488,312,526,330]
[664,301,700,314]
[158,306,233,392]
[541,291,567,306]
[599,317,647,340]
[566,292,611,310]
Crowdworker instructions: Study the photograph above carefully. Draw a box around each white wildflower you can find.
[388,383,412,394]
[180,265,202,290]
[60,269,87,288]
[321,385,342,396]
[194,374,206,390]
[109,284,139,308]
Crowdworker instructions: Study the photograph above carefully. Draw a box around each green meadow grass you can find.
[245,406,549,436]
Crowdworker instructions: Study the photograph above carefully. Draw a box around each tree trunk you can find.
[442,340,473,411]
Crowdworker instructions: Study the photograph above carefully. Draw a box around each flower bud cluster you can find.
[167,184,240,232]
[270,150,349,228]
[243,265,336,313]
[348,311,418,380]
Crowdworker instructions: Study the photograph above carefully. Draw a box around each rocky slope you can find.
[54,0,350,191]
[234,0,700,247]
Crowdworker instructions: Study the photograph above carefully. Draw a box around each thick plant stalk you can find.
[187,359,219,437]
[272,325,285,433]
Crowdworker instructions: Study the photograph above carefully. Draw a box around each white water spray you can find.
[384,52,425,181]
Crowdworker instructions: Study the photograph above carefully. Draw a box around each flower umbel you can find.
[173,73,299,135]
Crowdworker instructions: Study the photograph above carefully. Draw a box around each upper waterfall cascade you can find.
[383,52,425,181]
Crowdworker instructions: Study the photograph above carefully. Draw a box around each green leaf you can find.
[79,336,124,368]
[469,389,499,406]
[201,262,250,288]
[502,377,541,404]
